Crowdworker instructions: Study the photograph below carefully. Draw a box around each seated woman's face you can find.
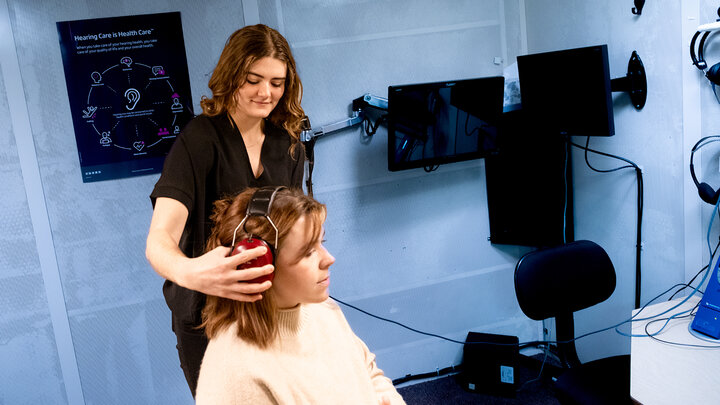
[272,216,335,309]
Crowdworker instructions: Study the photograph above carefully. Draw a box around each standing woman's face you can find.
[233,56,286,121]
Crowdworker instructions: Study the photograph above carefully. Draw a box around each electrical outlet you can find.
[543,318,556,342]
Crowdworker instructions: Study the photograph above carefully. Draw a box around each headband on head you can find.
[231,186,286,249]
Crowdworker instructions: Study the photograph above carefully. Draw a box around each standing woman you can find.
[145,24,306,397]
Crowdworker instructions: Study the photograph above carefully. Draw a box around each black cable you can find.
[333,277,686,349]
[669,269,708,300]
[333,276,711,387]
[391,364,462,385]
[463,112,478,137]
[463,112,489,139]
[303,137,317,197]
[330,295,476,345]
[570,137,644,309]
[582,136,634,173]
[363,114,387,137]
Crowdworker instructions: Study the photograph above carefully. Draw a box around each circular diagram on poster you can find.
[81,55,190,156]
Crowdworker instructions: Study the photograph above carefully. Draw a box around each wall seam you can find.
[242,0,260,25]
[290,20,501,49]
[682,1,704,286]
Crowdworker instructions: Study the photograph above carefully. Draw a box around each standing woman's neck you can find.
[229,109,265,140]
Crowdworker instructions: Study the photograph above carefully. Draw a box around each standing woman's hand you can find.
[178,244,274,301]
[146,197,273,302]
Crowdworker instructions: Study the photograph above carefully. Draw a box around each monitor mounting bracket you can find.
[610,51,647,110]
[301,93,388,195]
[301,93,388,142]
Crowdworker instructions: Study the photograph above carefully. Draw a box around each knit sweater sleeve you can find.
[196,373,276,405]
[194,345,236,405]
[196,328,278,405]
[354,335,407,405]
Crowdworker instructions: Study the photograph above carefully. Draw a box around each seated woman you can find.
[195,187,405,405]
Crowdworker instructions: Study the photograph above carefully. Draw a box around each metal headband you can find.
[231,186,286,249]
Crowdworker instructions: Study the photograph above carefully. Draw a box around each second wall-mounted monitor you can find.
[517,44,615,137]
[387,76,505,171]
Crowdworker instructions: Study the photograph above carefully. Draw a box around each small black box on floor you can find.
[458,331,519,397]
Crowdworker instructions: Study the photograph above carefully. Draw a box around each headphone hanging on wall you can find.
[690,136,720,205]
[229,186,286,282]
[691,9,720,87]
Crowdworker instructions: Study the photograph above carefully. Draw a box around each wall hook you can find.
[632,0,645,15]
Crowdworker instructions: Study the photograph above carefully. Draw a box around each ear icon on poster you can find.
[125,88,140,110]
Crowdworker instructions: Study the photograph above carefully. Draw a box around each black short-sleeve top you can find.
[150,114,305,323]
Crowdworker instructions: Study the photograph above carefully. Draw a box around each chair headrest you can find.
[514,240,616,320]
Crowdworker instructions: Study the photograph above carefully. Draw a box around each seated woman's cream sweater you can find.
[195,299,406,404]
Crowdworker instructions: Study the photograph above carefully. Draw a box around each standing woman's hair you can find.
[200,24,305,143]
[201,188,326,348]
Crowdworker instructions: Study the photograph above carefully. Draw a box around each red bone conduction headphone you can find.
[229,186,286,283]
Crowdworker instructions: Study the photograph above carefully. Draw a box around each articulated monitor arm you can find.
[301,93,388,195]
[300,93,388,142]
[300,110,363,143]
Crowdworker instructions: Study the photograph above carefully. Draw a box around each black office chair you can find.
[514,240,632,405]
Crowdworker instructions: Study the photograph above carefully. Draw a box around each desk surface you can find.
[631,295,720,405]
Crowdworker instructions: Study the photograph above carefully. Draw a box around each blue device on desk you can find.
[691,258,720,339]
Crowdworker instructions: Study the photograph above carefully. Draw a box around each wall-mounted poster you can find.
[57,12,193,183]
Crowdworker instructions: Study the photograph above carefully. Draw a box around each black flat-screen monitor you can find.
[517,44,614,137]
[387,76,505,171]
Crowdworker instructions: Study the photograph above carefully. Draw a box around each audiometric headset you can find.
[690,136,720,205]
[691,10,720,88]
[229,186,286,283]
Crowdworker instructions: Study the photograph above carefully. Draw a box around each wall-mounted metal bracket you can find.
[611,51,647,110]
[301,93,388,195]
[301,93,387,143]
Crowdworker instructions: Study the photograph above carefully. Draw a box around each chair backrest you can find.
[514,240,616,368]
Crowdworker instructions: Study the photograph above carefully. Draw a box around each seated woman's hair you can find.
[201,187,326,347]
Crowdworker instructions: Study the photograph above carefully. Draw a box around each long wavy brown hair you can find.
[200,24,305,145]
[201,187,326,348]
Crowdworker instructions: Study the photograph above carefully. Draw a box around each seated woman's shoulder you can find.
[318,298,341,311]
